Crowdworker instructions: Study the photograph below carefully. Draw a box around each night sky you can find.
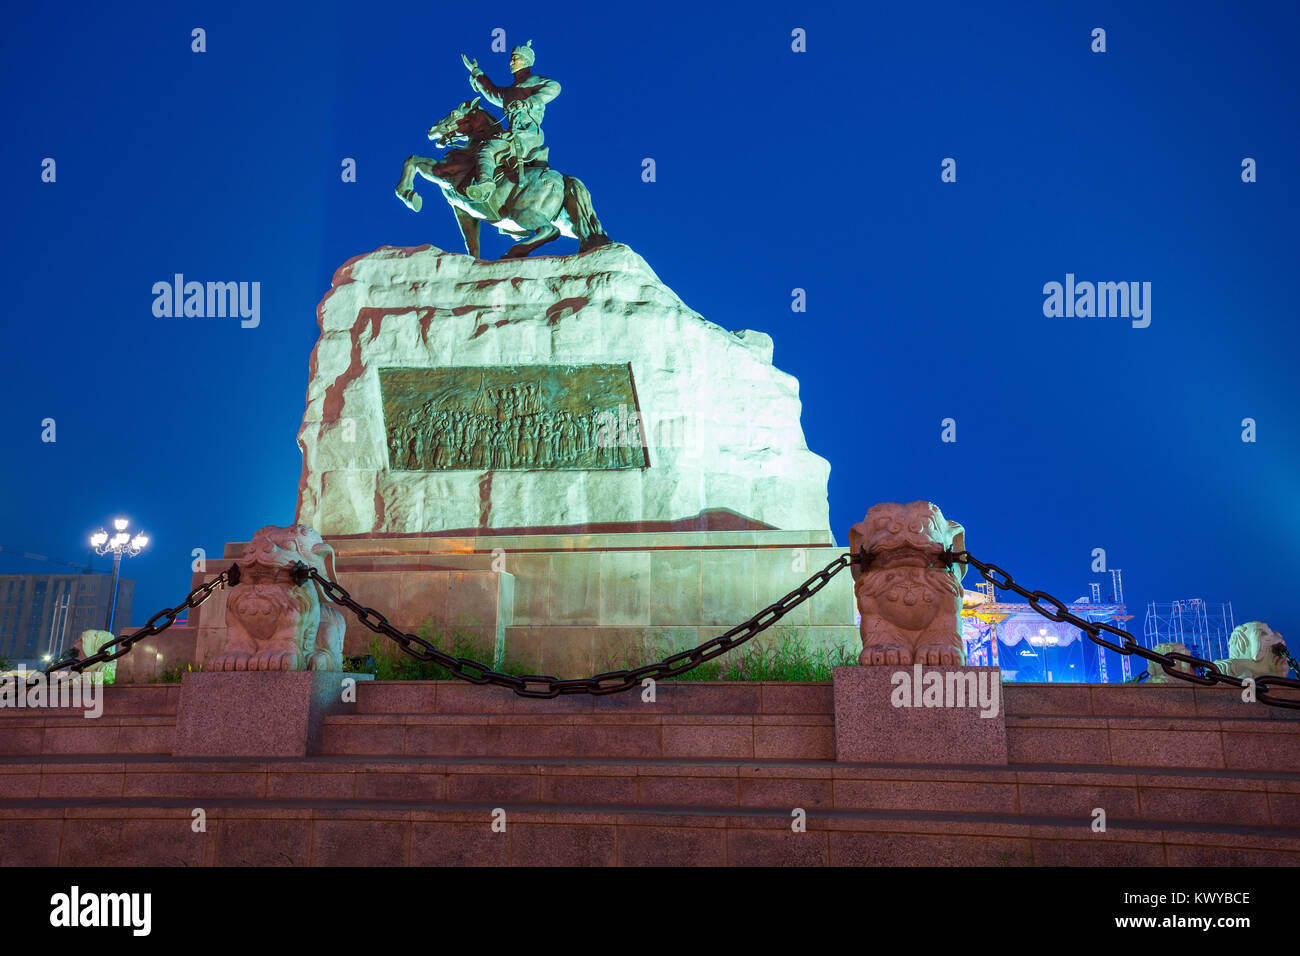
[2,1,1297,644]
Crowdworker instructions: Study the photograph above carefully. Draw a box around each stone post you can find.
[833,502,1008,765]
[172,524,369,757]
[173,670,370,757]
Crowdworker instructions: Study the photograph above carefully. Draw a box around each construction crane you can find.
[0,546,99,574]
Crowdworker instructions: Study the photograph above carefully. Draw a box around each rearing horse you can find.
[395,97,611,259]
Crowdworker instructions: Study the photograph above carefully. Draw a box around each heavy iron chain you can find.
[0,567,236,691]
[17,546,1292,710]
[305,554,853,698]
[952,550,1300,710]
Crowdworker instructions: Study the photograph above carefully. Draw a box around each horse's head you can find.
[427,97,492,147]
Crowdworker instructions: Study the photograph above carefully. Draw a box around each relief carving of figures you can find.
[380,366,648,472]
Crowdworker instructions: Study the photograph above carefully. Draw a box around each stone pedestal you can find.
[190,528,858,676]
[173,671,372,757]
[833,665,1008,765]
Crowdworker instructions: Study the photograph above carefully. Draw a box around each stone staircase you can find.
[1,682,1297,865]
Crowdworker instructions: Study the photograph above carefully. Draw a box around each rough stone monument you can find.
[190,46,856,676]
[295,243,831,536]
[226,240,857,674]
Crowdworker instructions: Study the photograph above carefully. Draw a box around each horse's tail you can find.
[562,175,612,252]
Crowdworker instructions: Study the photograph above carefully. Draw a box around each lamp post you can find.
[89,518,148,633]
[1028,627,1060,682]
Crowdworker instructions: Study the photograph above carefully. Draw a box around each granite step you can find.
[1,754,1297,829]
[0,715,176,756]
[319,709,1300,770]
[1,755,1297,866]
[320,712,835,760]
[10,800,1297,866]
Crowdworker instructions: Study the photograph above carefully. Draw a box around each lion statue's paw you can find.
[306,650,342,672]
[249,648,297,672]
[914,644,963,666]
[859,643,913,667]
[209,651,251,672]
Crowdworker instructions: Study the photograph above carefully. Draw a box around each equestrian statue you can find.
[395,40,611,259]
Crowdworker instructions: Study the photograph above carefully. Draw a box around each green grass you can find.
[651,628,857,682]
[156,662,203,683]
[362,623,534,681]
[365,623,855,682]
[126,625,855,684]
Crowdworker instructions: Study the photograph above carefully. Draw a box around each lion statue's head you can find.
[1147,641,1191,683]
[1218,621,1290,679]
[848,501,966,582]
[239,524,337,579]
[70,629,117,677]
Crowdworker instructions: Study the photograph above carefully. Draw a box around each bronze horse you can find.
[396,97,611,259]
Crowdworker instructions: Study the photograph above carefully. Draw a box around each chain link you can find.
[0,566,237,692]
[308,554,853,698]
[15,546,1290,710]
[957,550,1300,710]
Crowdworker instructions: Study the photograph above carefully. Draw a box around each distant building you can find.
[0,574,134,663]
[961,582,1133,683]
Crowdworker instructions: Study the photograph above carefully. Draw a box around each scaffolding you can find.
[1143,600,1235,663]
[961,570,1142,682]
[962,592,1132,682]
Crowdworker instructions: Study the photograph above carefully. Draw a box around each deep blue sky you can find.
[2,1,1297,642]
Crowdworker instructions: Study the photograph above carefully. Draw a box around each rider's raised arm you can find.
[468,69,507,108]
[526,77,560,107]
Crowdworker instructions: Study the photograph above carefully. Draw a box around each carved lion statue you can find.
[71,629,118,683]
[849,501,967,666]
[210,525,346,672]
[1145,642,1191,683]
[1213,621,1291,680]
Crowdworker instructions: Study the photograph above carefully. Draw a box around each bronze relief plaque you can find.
[379,365,648,471]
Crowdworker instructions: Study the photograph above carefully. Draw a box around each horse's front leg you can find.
[395,155,444,212]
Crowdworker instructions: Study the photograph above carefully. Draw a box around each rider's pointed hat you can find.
[511,39,535,67]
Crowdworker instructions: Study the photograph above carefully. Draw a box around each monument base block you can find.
[173,671,372,758]
[833,665,1008,765]
[191,528,859,676]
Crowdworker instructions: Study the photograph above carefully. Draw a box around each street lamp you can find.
[90,517,148,633]
[1027,627,1060,681]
